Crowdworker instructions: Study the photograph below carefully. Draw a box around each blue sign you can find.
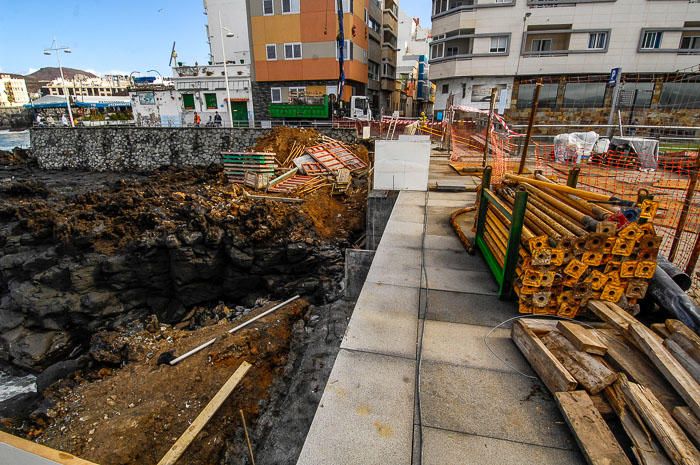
[608,68,621,86]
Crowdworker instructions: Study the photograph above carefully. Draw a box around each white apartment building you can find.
[397,12,432,115]
[43,74,131,97]
[168,0,254,126]
[0,75,30,107]
[430,0,700,120]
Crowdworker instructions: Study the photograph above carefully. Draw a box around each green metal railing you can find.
[475,166,529,299]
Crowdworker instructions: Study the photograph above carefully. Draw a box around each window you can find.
[562,83,607,108]
[530,39,552,52]
[266,44,277,60]
[270,88,282,103]
[433,0,448,14]
[680,35,700,50]
[182,94,195,110]
[446,46,459,56]
[461,83,467,99]
[262,0,273,15]
[641,31,663,49]
[495,0,510,3]
[342,0,353,13]
[337,40,354,60]
[490,36,508,53]
[369,61,379,80]
[204,93,218,109]
[441,83,449,94]
[289,87,306,103]
[659,82,700,108]
[618,82,654,109]
[430,43,444,59]
[282,0,299,13]
[588,32,607,50]
[284,42,302,59]
[517,83,558,109]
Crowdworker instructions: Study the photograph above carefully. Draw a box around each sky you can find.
[0,0,431,77]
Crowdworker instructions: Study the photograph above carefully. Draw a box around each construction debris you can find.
[221,152,277,183]
[511,303,700,465]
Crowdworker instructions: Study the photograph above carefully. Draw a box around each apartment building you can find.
[380,0,400,114]
[430,0,700,125]
[246,0,371,120]
[397,13,433,116]
[0,75,30,108]
[43,75,130,97]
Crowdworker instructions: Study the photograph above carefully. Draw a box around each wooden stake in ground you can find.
[555,390,632,465]
[157,361,252,465]
[240,409,256,465]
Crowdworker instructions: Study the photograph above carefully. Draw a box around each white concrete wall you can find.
[430,0,700,80]
[433,76,514,112]
[130,89,184,127]
[204,0,253,68]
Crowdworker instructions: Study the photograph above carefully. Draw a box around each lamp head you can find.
[43,50,51,55]
[64,49,72,54]
[226,32,235,38]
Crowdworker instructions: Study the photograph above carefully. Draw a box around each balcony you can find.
[637,26,700,54]
[521,27,609,57]
[432,0,514,20]
[527,0,616,7]
[429,30,512,63]
[383,0,398,19]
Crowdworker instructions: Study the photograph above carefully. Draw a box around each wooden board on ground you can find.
[596,329,682,412]
[511,320,577,393]
[672,407,700,450]
[627,322,700,419]
[557,321,607,355]
[664,339,700,384]
[0,430,99,465]
[448,162,483,176]
[587,301,640,335]
[652,179,690,190]
[157,361,252,465]
[555,390,632,465]
[665,319,700,363]
[541,331,616,394]
[619,376,700,465]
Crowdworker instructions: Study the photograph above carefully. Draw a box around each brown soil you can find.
[36,299,309,465]
[253,127,322,165]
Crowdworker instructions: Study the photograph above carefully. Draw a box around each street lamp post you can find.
[44,40,75,127]
[218,11,235,128]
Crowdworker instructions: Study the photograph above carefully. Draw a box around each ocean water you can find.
[0,129,30,151]
[0,370,36,402]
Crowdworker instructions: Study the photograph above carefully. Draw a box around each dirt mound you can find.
[253,127,322,165]
[0,148,34,166]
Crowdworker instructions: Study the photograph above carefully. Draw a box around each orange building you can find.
[248,0,370,119]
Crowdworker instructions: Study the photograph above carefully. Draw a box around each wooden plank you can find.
[665,319,700,364]
[619,376,700,465]
[628,322,700,419]
[0,430,100,465]
[664,339,700,384]
[157,361,252,465]
[672,407,700,450]
[588,300,634,333]
[651,323,671,339]
[555,390,632,465]
[557,321,607,355]
[541,331,617,395]
[597,329,682,412]
[511,320,578,393]
[519,318,559,335]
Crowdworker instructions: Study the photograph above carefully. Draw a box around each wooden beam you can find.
[672,407,700,450]
[0,430,100,465]
[627,322,700,419]
[511,320,577,393]
[664,339,700,384]
[588,300,637,334]
[555,390,632,465]
[651,323,671,339]
[541,331,617,395]
[619,376,700,465]
[597,329,682,412]
[557,321,607,356]
[518,318,559,335]
[157,361,252,465]
[665,319,700,364]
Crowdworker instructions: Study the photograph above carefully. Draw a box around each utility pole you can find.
[219,11,233,128]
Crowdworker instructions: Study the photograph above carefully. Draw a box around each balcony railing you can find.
[432,0,514,20]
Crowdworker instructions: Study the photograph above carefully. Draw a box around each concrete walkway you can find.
[296,153,585,465]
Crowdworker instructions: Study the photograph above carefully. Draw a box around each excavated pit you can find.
[0,145,366,464]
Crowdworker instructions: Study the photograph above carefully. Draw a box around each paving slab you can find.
[297,349,415,465]
[427,191,474,202]
[426,198,472,208]
[342,306,417,358]
[424,289,517,327]
[383,219,425,237]
[378,231,424,250]
[395,191,427,205]
[422,248,485,271]
[421,427,585,465]
[422,266,499,295]
[366,261,421,288]
[355,282,420,314]
[423,234,465,252]
[421,321,532,375]
[372,245,422,270]
[389,203,426,223]
[419,362,577,450]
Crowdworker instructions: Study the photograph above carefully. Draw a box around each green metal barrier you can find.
[475,166,529,299]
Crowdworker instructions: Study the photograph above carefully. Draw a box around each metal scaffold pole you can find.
[518,81,541,174]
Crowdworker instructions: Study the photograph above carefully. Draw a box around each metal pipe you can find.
[486,211,509,248]
[520,183,598,231]
[518,81,542,174]
[527,194,587,237]
[648,268,699,333]
[501,190,562,241]
[504,173,616,203]
[488,204,535,241]
[657,255,692,291]
[483,88,497,166]
[669,152,700,262]
[524,195,576,239]
[483,230,506,267]
[539,184,613,221]
[485,220,508,254]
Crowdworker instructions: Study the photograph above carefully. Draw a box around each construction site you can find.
[1,107,700,465]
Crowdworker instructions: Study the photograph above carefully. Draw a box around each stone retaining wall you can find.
[30,127,358,172]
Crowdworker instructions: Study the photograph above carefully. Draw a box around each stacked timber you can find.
[221,152,277,183]
[512,299,700,465]
[494,173,661,317]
